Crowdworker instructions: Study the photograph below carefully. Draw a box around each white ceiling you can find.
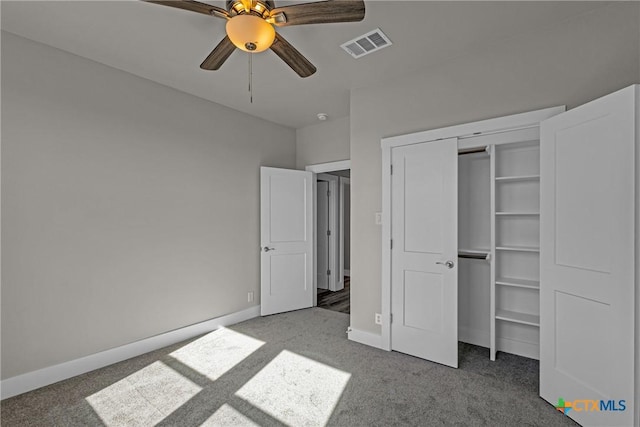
[2,1,608,129]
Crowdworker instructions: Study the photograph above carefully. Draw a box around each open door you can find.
[260,167,314,316]
[539,86,637,426]
[391,137,459,368]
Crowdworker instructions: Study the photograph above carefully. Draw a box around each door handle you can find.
[436,260,455,269]
[263,247,275,252]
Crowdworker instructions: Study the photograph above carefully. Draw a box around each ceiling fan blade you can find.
[200,36,236,70]
[269,0,365,27]
[270,32,316,78]
[144,1,229,19]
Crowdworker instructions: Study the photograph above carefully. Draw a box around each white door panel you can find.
[540,86,636,426]
[261,167,313,316]
[391,138,458,368]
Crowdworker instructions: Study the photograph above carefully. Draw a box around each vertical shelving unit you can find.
[490,140,541,360]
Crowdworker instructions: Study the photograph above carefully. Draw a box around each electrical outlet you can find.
[375,313,382,325]
[248,292,254,303]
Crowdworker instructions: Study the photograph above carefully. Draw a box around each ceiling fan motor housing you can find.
[227,0,275,18]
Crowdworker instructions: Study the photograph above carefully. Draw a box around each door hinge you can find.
[327,230,331,236]
[390,313,393,323]
[390,164,393,175]
[327,190,331,197]
[327,269,331,275]
[390,239,393,250]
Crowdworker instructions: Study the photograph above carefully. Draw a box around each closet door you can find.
[539,86,637,426]
[391,138,458,368]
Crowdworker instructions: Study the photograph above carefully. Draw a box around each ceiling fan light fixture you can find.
[226,14,275,53]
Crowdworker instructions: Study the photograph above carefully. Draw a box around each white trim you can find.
[305,160,351,298]
[381,145,392,351]
[496,337,539,361]
[318,174,340,292]
[1,306,261,400]
[458,328,540,360]
[339,177,350,291]
[381,106,565,353]
[458,327,489,349]
[312,171,318,307]
[635,84,640,427]
[305,160,351,173]
[381,106,565,149]
[344,269,350,276]
[329,176,340,292]
[347,328,383,349]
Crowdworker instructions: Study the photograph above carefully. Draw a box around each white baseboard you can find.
[496,336,539,360]
[1,305,261,400]
[347,327,383,349]
[459,326,490,349]
[460,326,539,360]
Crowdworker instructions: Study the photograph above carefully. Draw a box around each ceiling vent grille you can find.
[340,28,392,59]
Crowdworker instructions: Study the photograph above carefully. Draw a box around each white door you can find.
[260,167,314,316]
[316,180,330,290]
[540,86,636,426]
[391,137,459,368]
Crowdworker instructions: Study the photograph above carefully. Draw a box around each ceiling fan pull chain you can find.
[248,52,253,104]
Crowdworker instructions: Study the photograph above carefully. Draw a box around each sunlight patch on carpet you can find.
[170,327,265,381]
[201,403,260,426]
[86,361,201,426]
[235,350,351,426]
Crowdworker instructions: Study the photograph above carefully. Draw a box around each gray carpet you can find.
[1,308,577,426]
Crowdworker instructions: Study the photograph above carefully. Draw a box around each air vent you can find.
[340,28,392,59]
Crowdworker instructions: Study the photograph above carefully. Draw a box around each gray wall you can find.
[349,2,640,334]
[296,116,350,169]
[1,32,296,379]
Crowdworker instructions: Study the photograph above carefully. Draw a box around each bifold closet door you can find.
[539,86,637,427]
[391,137,458,368]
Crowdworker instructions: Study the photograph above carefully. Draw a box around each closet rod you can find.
[458,252,490,260]
[458,146,489,156]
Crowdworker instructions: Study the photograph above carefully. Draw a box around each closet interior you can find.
[457,128,541,361]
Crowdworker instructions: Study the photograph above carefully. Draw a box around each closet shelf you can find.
[496,245,540,253]
[495,277,540,290]
[495,309,540,327]
[495,174,540,182]
[495,212,540,216]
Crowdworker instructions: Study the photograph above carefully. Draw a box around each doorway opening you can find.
[305,161,351,315]
[316,170,350,314]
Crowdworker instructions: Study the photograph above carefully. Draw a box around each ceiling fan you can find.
[145,0,366,77]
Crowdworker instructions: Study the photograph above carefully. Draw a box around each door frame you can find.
[305,160,351,303]
[317,173,340,291]
[380,106,565,351]
[339,177,351,283]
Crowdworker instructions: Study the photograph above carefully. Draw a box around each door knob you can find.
[436,260,455,269]
[263,247,275,252]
